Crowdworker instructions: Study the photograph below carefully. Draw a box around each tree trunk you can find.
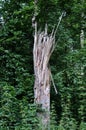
[33,26,55,129]
[80,0,85,75]
[79,0,85,121]
[32,1,64,128]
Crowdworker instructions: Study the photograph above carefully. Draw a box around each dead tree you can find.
[32,1,64,129]
[33,24,55,128]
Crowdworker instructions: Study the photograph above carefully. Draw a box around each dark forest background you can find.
[0,0,86,129]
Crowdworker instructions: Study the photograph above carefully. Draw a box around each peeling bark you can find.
[33,26,55,129]
[32,1,64,128]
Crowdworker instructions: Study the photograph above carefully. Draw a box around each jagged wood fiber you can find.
[33,25,55,128]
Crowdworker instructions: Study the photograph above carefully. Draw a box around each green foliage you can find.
[0,84,16,128]
[79,122,86,130]
[50,102,58,130]
[0,0,86,129]
[0,83,38,130]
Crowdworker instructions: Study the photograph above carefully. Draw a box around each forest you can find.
[0,0,86,130]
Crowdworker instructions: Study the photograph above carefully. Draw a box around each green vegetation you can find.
[0,0,86,129]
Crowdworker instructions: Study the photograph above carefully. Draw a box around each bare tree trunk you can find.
[80,0,85,75]
[79,0,85,121]
[33,25,55,129]
[32,1,64,129]
[80,28,84,76]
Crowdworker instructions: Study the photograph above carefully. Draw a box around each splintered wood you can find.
[33,25,55,127]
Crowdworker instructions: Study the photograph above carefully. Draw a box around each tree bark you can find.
[80,1,85,75]
[33,26,55,129]
[32,1,64,128]
[79,0,85,121]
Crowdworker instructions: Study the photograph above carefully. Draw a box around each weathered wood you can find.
[32,1,64,128]
[33,25,55,129]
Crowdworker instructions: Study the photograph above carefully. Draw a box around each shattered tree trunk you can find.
[32,1,64,128]
[33,25,55,129]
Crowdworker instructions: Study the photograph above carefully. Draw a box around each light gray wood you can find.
[33,1,64,129]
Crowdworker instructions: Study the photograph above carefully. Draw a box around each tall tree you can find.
[33,0,64,129]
